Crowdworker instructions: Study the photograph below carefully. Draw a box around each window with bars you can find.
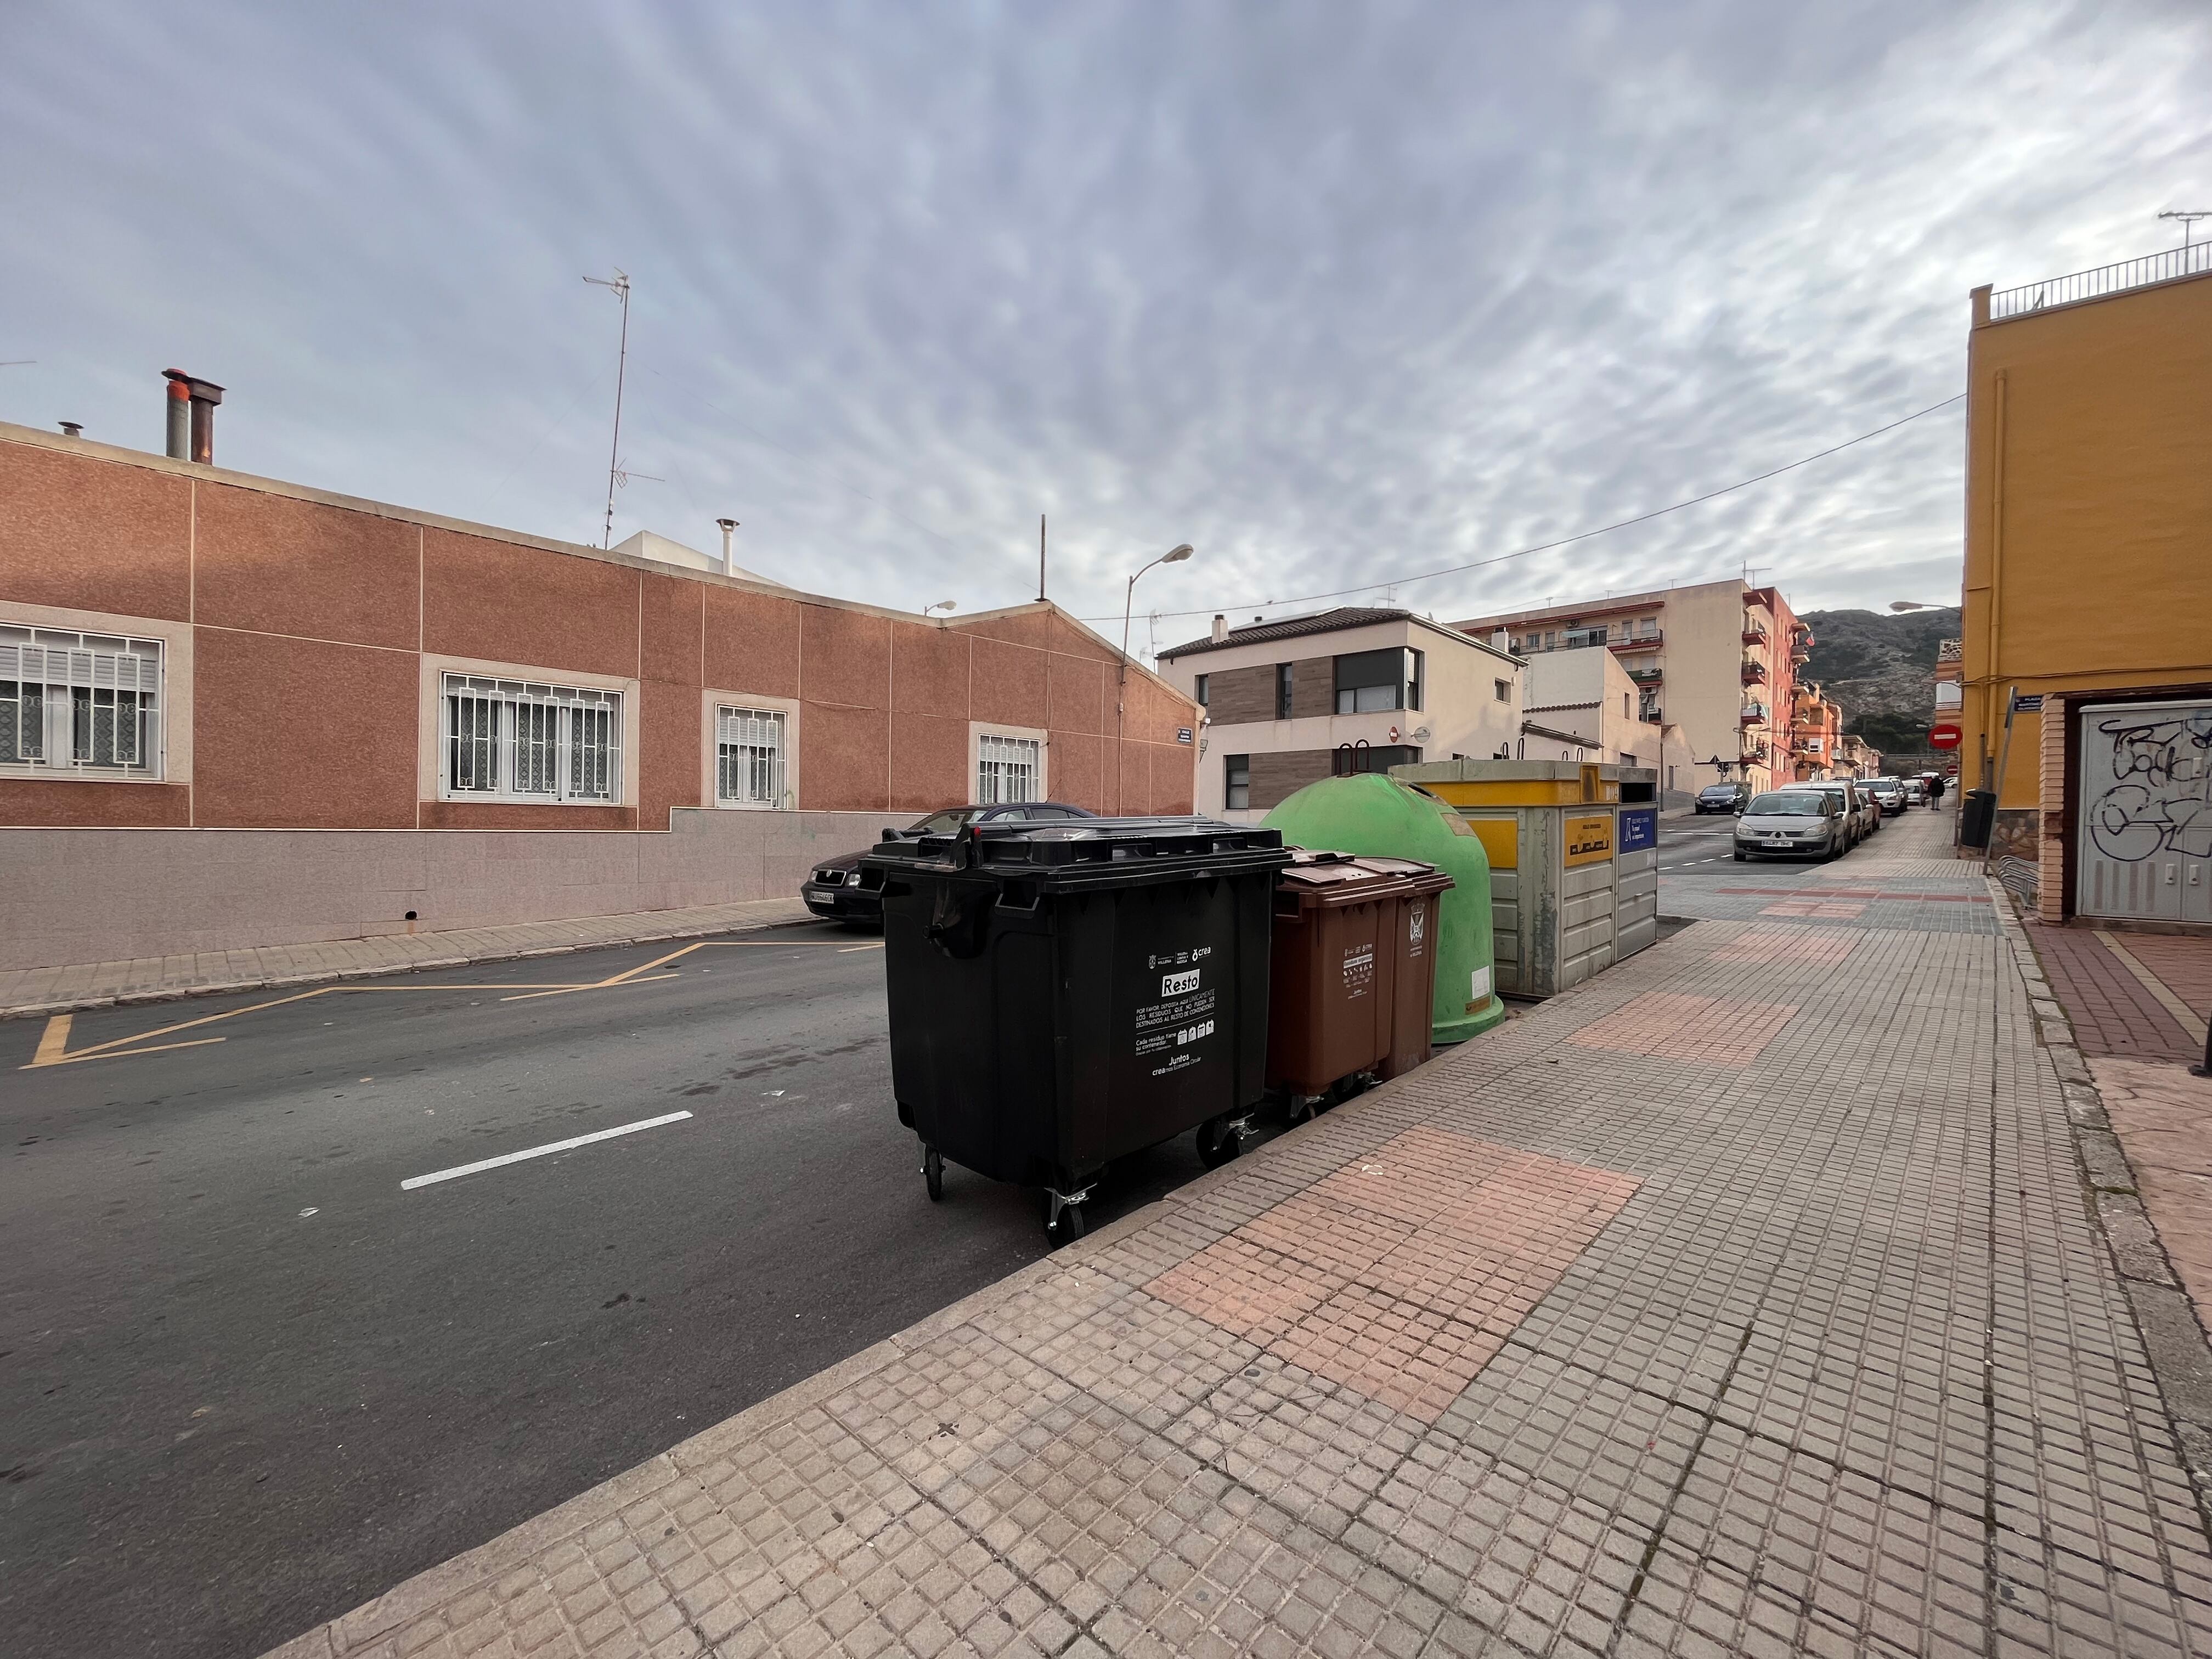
[976,732,1040,803]
[0,624,163,777]
[439,673,620,803]
[716,706,789,806]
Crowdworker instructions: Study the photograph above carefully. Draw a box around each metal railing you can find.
[1990,240,2212,321]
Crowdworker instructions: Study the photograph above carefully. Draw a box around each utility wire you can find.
[1079,391,1966,624]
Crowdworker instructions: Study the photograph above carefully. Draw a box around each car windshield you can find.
[1747,792,1827,816]
[1700,786,1736,798]
[905,809,979,836]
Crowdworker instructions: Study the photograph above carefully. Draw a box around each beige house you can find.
[1516,645,1694,802]
[1154,607,1523,818]
[1455,577,1807,796]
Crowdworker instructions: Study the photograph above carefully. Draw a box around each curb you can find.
[1996,877,2212,1534]
[1,906,816,1022]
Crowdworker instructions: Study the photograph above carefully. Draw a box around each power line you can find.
[1079,390,1966,624]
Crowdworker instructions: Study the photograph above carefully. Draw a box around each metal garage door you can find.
[2076,697,2212,922]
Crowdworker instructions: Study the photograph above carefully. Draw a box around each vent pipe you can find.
[59,421,82,439]
[715,518,738,578]
[162,369,224,464]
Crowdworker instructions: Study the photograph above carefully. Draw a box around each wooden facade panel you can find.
[1290,656,1335,719]
[1249,748,1333,811]
[1205,663,1278,726]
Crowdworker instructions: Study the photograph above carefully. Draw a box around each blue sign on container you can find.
[1618,806,1657,853]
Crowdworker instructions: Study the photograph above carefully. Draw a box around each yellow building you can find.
[1960,242,2212,927]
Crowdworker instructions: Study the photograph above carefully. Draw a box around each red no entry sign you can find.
[1928,723,1962,750]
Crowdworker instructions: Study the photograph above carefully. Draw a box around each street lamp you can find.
[1114,543,1195,812]
[1120,544,1194,684]
[921,599,957,617]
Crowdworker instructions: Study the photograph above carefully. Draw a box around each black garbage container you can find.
[864,816,1289,1244]
[1959,788,1996,849]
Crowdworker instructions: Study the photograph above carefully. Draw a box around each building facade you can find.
[1787,683,1844,780]
[1958,244,2211,926]
[0,421,1198,968]
[1153,608,1522,818]
[1517,646,1694,800]
[1453,578,1807,796]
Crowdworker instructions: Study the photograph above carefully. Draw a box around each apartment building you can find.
[0,416,1197,969]
[1958,240,2211,924]
[1788,683,1844,780]
[1453,577,1807,795]
[1153,607,1522,817]
[1517,645,1694,800]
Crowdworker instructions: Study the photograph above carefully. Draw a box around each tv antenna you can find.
[2158,210,2211,250]
[583,269,631,548]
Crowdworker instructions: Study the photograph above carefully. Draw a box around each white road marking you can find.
[400,1111,694,1190]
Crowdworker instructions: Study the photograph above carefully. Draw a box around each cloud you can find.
[2,0,2205,645]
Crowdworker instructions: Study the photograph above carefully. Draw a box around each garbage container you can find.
[1959,788,1996,850]
[863,816,1289,1244]
[1260,773,1507,1044]
[1267,851,1453,1109]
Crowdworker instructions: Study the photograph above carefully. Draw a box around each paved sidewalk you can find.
[2025,923,2210,1065]
[266,805,2212,1658]
[0,896,813,1020]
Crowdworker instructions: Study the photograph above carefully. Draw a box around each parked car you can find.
[1733,788,1849,861]
[1695,782,1751,815]
[1803,779,1871,846]
[1902,777,1927,806]
[1861,777,1908,817]
[802,802,1099,926]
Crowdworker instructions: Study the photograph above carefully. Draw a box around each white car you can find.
[1733,788,1850,861]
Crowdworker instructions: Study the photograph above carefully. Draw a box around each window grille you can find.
[717,706,788,806]
[439,673,620,803]
[0,624,162,777]
[977,733,1040,803]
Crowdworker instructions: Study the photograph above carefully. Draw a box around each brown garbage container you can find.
[1268,851,1454,1101]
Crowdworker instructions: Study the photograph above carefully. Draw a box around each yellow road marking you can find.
[32,1036,230,1067]
[32,1014,73,1065]
[18,930,867,1069]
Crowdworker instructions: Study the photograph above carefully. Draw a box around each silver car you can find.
[1804,779,1871,845]
[1733,788,1849,861]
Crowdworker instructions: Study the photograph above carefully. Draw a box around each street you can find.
[0,923,1258,1659]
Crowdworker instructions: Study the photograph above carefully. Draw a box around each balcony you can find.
[1741,624,1769,645]
[1626,665,1663,685]
[1741,660,1767,686]
[1607,632,1663,652]
[1987,239,2212,323]
[1740,702,1768,726]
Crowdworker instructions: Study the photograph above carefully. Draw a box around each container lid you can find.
[862,815,1290,890]
[1275,849,1454,908]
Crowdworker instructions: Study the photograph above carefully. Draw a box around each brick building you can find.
[0,420,1197,968]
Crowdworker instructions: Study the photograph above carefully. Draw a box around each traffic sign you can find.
[1929,722,1962,750]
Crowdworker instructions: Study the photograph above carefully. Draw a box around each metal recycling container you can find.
[1260,774,1507,1045]
[1392,759,1644,998]
[862,816,1289,1244]
[1267,851,1454,1103]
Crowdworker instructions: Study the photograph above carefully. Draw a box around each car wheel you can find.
[1733,849,1747,861]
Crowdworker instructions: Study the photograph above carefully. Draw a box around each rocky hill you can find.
[1797,606,1961,753]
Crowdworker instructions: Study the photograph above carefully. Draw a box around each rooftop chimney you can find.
[1210,613,1227,643]
[162,369,224,464]
[715,518,738,578]
[59,421,82,439]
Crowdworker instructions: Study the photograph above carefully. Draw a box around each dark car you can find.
[1695,782,1751,815]
[801,801,1100,926]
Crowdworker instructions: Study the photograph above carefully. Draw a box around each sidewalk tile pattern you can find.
[2028,919,2208,1065]
[268,805,2212,1659]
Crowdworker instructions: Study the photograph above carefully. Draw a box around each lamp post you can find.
[921,599,957,618]
[1114,543,1194,812]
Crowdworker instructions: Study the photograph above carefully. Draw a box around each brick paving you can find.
[264,803,2212,1658]
[2025,920,2207,1065]
[0,895,812,1021]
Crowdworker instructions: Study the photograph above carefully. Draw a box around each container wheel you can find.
[923,1145,944,1202]
[1044,1195,1086,1247]
[1197,1119,1242,1170]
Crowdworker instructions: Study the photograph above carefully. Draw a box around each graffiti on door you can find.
[2086,708,2212,862]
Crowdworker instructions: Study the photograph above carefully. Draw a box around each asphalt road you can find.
[1652,812,1743,872]
[0,922,1261,1659]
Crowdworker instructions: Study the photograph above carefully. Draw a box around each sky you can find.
[2,1,2205,658]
